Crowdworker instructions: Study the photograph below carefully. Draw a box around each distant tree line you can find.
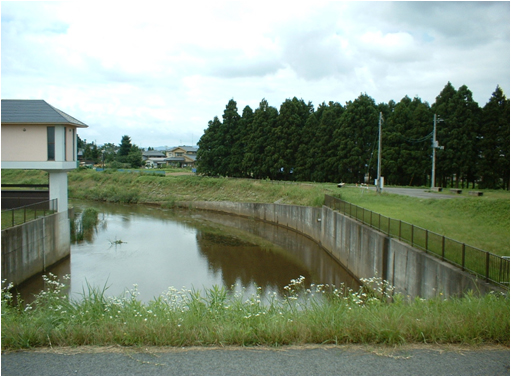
[197,83,509,189]
[78,135,143,169]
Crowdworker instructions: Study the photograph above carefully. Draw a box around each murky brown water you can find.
[16,200,358,303]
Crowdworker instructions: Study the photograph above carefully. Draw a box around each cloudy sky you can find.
[2,1,509,149]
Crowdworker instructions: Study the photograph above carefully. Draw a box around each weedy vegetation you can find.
[1,274,509,350]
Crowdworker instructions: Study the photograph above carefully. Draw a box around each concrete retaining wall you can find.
[1,211,70,286]
[182,201,495,298]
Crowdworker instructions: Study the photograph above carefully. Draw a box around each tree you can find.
[314,101,344,182]
[433,83,481,188]
[197,117,222,175]
[101,143,118,164]
[242,99,279,179]
[479,86,510,189]
[127,145,143,168]
[217,99,241,176]
[117,135,133,164]
[235,105,254,178]
[270,97,313,180]
[335,94,379,183]
[383,96,432,186]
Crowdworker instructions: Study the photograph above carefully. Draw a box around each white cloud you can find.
[1,1,509,147]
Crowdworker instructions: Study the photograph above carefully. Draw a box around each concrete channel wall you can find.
[1,211,70,286]
[182,201,495,298]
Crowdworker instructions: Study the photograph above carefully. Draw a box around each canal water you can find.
[17,200,358,303]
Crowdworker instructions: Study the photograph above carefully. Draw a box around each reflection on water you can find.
[16,200,358,303]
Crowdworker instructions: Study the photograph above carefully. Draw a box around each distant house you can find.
[142,150,166,161]
[1,99,88,212]
[145,157,167,169]
[165,146,197,168]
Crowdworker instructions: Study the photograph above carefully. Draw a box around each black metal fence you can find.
[324,195,509,288]
[1,199,57,229]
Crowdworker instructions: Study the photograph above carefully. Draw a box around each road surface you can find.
[351,185,457,199]
[2,345,509,376]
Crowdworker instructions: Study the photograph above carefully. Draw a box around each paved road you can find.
[2,345,509,376]
[351,186,457,199]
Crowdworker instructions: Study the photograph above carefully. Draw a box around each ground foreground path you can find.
[2,345,509,376]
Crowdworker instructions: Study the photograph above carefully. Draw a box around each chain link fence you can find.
[324,195,509,288]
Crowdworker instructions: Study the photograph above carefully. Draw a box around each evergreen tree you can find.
[294,111,318,181]
[432,82,457,187]
[433,83,481,188]
[236,105,254,178]
[117,135,133,164]
[479,86,510,189]
[270,97,313,180]
[384,97,432,186]
[217,99,241,177]
[311,101,344,182]
[335,94,379,183]
[242,99,279,179]
[197,117,222,175]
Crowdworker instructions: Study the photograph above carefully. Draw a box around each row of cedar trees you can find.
[196,82,510,189]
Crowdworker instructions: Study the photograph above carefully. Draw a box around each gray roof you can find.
[142,150,166,157]
[1,99,88,127]
[169,145,198,153]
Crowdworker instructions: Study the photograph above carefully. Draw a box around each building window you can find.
[47,126,55,161]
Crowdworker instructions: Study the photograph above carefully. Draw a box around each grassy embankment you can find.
[2,169,509,255]
[1,169,509,349]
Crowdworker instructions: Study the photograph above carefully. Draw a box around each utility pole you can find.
[377,112,383,194]
[431,114,444,190]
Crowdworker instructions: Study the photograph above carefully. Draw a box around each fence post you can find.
[11,209,15,227]
[399,220,401,241]
[24,207,26,223]
[411,225,414,247]
[370,210,373,228]
[425,230,428,253]
[442,236,445,260]
[485,252,490,282]
[461,243,465,271]
[388,217,391,236]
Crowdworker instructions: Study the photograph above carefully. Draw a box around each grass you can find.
[2,274,508,350]
[1,169,509,255]
[70,207,99,242]
[330,187,509,256]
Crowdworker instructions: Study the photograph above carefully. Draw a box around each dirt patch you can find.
[165,172,195,176]
[16,343,509,356]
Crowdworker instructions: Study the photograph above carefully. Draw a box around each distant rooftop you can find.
[1,99,88,128]
[170,146,198,152]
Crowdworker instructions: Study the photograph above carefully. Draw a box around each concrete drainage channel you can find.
[179,200,498,299]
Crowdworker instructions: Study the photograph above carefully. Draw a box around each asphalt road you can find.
[348,185,458,199]
[2,345,509,376]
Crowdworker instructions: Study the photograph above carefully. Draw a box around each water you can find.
[17,200,358,303]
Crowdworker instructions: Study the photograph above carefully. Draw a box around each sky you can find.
[1,1,509,150]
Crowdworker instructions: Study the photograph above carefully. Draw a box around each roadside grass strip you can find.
[2,274,509,350]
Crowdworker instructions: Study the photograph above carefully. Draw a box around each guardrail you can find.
[1,199,57,229]
[324,195,509,288]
